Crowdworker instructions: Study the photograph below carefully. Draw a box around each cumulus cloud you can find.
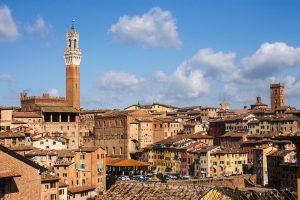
[25,16,51,37]
[109,7,182,48]
[0,4,19,41]
[48,88,59,97]
[97,71,144,91]
[241,42,300,79]
[91,42,300,108]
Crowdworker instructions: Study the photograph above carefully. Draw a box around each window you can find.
[50,182,56,188]
[53,141,56,145]
[40,141,44,145]
[80,164,85,169]
[59,189,64,195]
[80,154,85,160]
[50,194,56,200]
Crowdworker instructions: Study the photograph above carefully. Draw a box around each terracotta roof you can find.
[0,145,47,172]
[98,109,151,118]
[80,109,111,114]
[155,133,213,145]
[68,185,96,193]
[41,106,79,113]
[193,145,220,153]
[26,149,58,156]
[153,117,177,123]
[212,149,247,154]
[9,145,36,151]
[0,131,25,138]
[0,106,20,110]
[11,120,27,124]
[220,131,248,138]
[25,149,75,157]
[0,169,21,179]
[41,173,60,182]
[59,181,68,187]
[13,112,41,118]
[267,150,294,157]
[75,146,104,152]
[106,157,149,167]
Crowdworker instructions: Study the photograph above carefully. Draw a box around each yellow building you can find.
[143,146,181,174]
[210,149,247,177]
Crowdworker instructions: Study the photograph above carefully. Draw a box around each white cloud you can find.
[0,4,19,41]
[48,88,59,97]
[97,71,144,91]
[25,16,51,37]
[154,70,168,82]
[187,48,236,71]
[109,7,182,48]
[241,42,300,79]
[0,74,12,81]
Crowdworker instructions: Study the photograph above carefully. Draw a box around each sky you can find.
[1,0,300,109]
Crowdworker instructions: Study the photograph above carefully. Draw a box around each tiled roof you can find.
[0,131,25,138]
[155,133,213,145]
[41,106,79,113]
[0,169,20,179]
[0,145,47,172]
[9,145,36,151]
[80,109,111,114]
[106,157,149,167]
[267,150,294,157]
[13,112,41,118]
[102,182,210,199]
[41,173,60,182]
[75,146,104,152]
[220,131,248,138]
[68,185,96,193]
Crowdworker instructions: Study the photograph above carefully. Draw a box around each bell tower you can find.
[64,21,81,110]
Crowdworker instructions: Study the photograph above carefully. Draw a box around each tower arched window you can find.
[74,39,77,48]
[69,39,71,48]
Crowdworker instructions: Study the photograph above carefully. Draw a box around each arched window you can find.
[69,39,71,48]
[74,39,77,48]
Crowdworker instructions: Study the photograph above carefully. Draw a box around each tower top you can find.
[70,19,76,31]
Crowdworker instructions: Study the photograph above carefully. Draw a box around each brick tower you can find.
[270,83,285,110]
[64,22,81,110]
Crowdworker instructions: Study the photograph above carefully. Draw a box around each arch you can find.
[69,39,71,48]
[74,39,77,48]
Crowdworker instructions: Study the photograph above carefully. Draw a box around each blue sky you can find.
[1,0,300,109]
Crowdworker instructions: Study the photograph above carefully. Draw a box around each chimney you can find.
[257,96,262,104]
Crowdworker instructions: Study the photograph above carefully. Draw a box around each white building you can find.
[33,137,67,150]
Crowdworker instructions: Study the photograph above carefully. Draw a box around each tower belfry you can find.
[64,20,81,110]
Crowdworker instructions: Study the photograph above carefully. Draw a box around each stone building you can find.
[41,173,60,200]
[153,117,183,142]
[0,144,47,200]
[0,131,25,147]
[210,149,248,177]
[94,110,154,158]
[16,23,82,149]
[267,150,296,189]
[270,83,285,110]
[0,106,18,131]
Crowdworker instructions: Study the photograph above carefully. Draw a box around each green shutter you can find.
[74,164,78,169]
